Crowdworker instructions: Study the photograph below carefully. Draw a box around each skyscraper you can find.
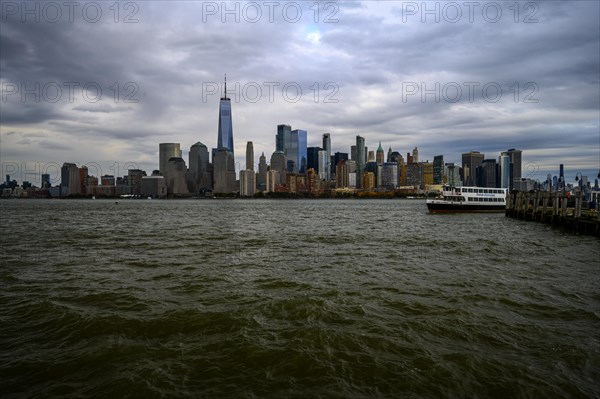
[307,147,321,171]
[165,157,189,195]
[275,125,307,175]
[499,152,510,189]
[444,163,461,187]
[368,151,375,163]
[246,141,254,170]
[127,169,145,195]
[159,143,182,175]
[61,162,80,196]
[306,168,320,195]
[506,149,522,182]
[217,75,234,155]
[265,170,280,193]
[433,155,444,184]
[317,150,328,180]
[347,160,357,188]
[362,172,375,191]
[322,133,331,180]
[141,176,167,198]
[462,151,484,186]
[356,135,365,188]
[334,152,349,171]
[398,155,407,186]
[505,148,522,190]
[365,161,379,187]
[336,160,349,188]
[381,162,399,189]
[407,162,423,188]
[239,170,255,197]
[257,153,267,191]
[79,166,88,195]
[559,164,565,189]
[41,174,50,189]
[390,151,402,163]
[291,129,308,174]
[189,142,211,193]
[213,148,236,194]
[276,124,292,153]
[476,159,498,188]
[376,142,384,165]
[270,151,287,185]
[422,162,434,187]
[412,147,419,163]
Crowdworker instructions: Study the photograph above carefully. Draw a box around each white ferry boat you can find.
[426,186,508,213]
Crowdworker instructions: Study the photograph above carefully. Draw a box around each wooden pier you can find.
[505,190,600,236]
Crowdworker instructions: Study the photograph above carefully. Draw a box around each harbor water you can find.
[1,199,598,398]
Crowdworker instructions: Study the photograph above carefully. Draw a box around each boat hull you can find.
[426,201,505,213]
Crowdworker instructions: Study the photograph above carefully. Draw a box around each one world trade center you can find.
[217,74,234,156]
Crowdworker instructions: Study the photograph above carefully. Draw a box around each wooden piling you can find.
[505,190,599,237]
[541,191,548,222]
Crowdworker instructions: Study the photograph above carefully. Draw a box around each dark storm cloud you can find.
[0,101,62,124]
[0,0,598,182]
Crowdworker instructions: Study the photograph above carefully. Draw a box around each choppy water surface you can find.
[1,199,598,398]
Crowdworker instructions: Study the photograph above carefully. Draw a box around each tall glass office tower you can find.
[322,133,331,180]
[277,126,307,175]
[294,129,307,175]
[217,75,234,155]
[276,124,292,153]
[284,129,307,174]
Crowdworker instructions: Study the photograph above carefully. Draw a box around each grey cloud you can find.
[0,0,598,181]
[72,104,134,113]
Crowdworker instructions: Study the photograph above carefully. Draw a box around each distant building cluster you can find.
[2,76,599,199]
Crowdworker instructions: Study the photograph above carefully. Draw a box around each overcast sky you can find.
[1,0,598,184]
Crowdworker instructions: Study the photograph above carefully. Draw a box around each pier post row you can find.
[505,189,600,236]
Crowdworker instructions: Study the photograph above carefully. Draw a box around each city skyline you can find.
[1,1,599,183]
[0,75,596,189]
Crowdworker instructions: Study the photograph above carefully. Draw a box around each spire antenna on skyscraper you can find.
[224,73,227,99]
